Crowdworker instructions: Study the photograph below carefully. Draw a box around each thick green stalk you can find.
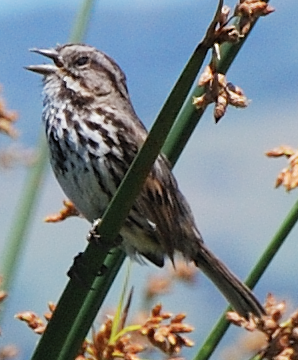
[56,249,125,360]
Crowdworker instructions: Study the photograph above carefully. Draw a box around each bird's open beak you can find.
[25,48,61,75]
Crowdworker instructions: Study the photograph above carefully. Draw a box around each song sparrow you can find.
[27,44,264,317]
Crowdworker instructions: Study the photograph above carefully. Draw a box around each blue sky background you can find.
[1,1,298,359]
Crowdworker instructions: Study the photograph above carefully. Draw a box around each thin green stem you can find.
[193,199,298,360]
[246,199,298,289]
[69,0,95,43]
[0,133,48,293]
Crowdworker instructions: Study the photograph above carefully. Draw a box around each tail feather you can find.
[194,244,265,318]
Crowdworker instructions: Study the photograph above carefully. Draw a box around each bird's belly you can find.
[50,152,111,223]
[50,152,163,262]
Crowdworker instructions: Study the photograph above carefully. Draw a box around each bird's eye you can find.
[75,56,89,67]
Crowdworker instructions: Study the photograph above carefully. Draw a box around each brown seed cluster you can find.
[44,199,81,222]
[194,0,274,123]
[81,303,194,360]
[145,275,172,300]
[235,0,275,35]
[266,146,298,191]
[202,2,241,49]
[0,345,18,360]
[0,278,17,360]
[139,304,194,355]
[0,86,36,169]
[0,282,8,306]
[85,317,145,360]
[15,302,55,335]
[169,261,197,284]
[213,5,241,45]
[0,87,18,138]
[145,261,197,300]
[0,144,37,169]
[193,65,248,122]
[227,294,298,360]
[16,301,194,360]
[0,276,8,336]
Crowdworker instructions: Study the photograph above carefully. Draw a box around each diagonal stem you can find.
[193,199,298,360]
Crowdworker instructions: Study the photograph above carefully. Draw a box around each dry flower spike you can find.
[0,144,37,168]
[266,146,298,191]
[0,88,18,138]
[85,303,194,359]
[44,200,80,222]
[17,300,194,360]
[202,1,241,49]
[145,275,172,300]
[227,294,298,360]
[235,0,275,35]
[0,277,8,303]
[15,311,46,334]
[15,302,55,335]
[169,260,197,284]
[193,0,274,122]
[193,65,248,122]
[140,304,194,355]
[0,345,18,360]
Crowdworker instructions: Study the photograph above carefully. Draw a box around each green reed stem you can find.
[193,198,298,360]
[0,132,48,294]
[69,0,95,43]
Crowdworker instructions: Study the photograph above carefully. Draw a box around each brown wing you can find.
[132,154,203,263]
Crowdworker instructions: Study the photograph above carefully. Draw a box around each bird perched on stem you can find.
[27,43,264,318]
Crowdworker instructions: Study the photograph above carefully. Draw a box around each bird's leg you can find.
[87,218,123,248]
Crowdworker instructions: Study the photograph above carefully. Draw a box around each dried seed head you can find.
[193,94,211,110]
[215,26,241,44]
[0,345,19,359]
[139,304,194,355]
[0,87,18,138]
[145,275,172,300]
[267,146,298,192]
[198,65,213,87]
[44,200,80,222]
[226,88,248,108]
[228,294,298,360]
[235,1,275,35]
[169,260,197,283]
[214,91,228,122]
[218,5,231,26]
[15,311,46,334]
[0,290,7,302]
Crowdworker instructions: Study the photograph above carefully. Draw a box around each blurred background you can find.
[0,0,297,359]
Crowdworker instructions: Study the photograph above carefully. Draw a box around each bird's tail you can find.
[193,244,265,318]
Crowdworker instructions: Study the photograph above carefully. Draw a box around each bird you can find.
[26,43,264,318]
